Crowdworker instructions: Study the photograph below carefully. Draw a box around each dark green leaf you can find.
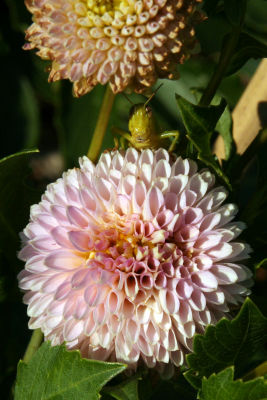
[14,342,126,400]
[203,0,221,15]
[237,132,267,271]
[199,367,267,400]
[0,150,39,394]
[196,12,232,55]
[224,0,247,26]
[0,150,40,265]
[184,298,267,389]
[175,95,231,187]
[176,95,226,133]
[226,33,267,76]
[103,375,140,400]
[19,78,41,149]
[242,182,267,226]
[138,371,197,400]
[191,91,234,161]
[245,0,267,46]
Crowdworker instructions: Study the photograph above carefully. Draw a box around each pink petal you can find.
[67,206,89,228]
[68,231,93,251]
[51,226,74,248]
[45,250,84,270]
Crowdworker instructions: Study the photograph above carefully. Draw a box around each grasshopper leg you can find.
[112,127,133,149]
[160,130,180,152]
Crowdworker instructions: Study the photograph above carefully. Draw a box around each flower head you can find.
[24,0,202,96]
[18,149,252,376]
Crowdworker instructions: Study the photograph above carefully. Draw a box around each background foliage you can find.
[1,0,267,398]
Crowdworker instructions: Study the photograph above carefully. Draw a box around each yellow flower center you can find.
[86,0,135,16]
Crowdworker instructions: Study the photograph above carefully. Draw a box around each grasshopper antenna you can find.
[144,83,163,107]
[122,93,134,105]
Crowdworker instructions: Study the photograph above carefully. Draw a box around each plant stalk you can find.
[199,28,241,107]
[23,329,43,363]
[87,85,116,163]
[243,361,267,381]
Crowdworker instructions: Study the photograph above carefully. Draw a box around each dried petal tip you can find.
[24,0,203,96]
[18,149,252,376]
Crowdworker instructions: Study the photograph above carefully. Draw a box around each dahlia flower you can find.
[18,148,252,376]
[23,0,202,96]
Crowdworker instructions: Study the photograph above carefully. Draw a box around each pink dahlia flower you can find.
[18,149,252,375]
[23,0,202,96]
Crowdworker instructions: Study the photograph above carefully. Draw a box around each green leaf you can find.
[175,95,231,188]
[0,149,41,395]
[0,150,40,264]
[184,299,267,389]
[226,33,267,76]
[255,258,267,270]
[196,12,232,55]
[199,367,267,400]
[14,342,126,400]
[215,103,234,160]
[224,0,247,26]
[191,91,234,162]
[103,375,140,400]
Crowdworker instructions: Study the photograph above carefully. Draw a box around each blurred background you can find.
[0,0,267,397]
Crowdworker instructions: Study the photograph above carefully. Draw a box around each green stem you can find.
[87,85,116,163]
[199,28,241,106]
[23,329,43,363]
[243,361,267,381]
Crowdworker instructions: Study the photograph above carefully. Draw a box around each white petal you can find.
[143,186,164,220]
[192,271,218,291]
[168,175,188,195]
[211,265,238,284]
[189,174,208,199]
[159,289,180,314]
[217,204,238,227]
[132,180,146,213]
[28,294,52,317]
[188,289,206,311]
[63,319,84,341]
[154,159,171,179]
[205,290,225,305]
[125,319,140,344]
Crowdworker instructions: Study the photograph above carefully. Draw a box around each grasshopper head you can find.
[128,103,155,142]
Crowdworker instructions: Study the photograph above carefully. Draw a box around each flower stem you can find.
[243,361,267,381]
[199,28,241,107]
[23,329,43,363]
[87,85,116,163]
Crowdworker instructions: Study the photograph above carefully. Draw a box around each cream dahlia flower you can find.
[18,149,252,376]
[23,0,202,96]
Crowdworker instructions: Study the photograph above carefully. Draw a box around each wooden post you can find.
[214,58,267,158]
